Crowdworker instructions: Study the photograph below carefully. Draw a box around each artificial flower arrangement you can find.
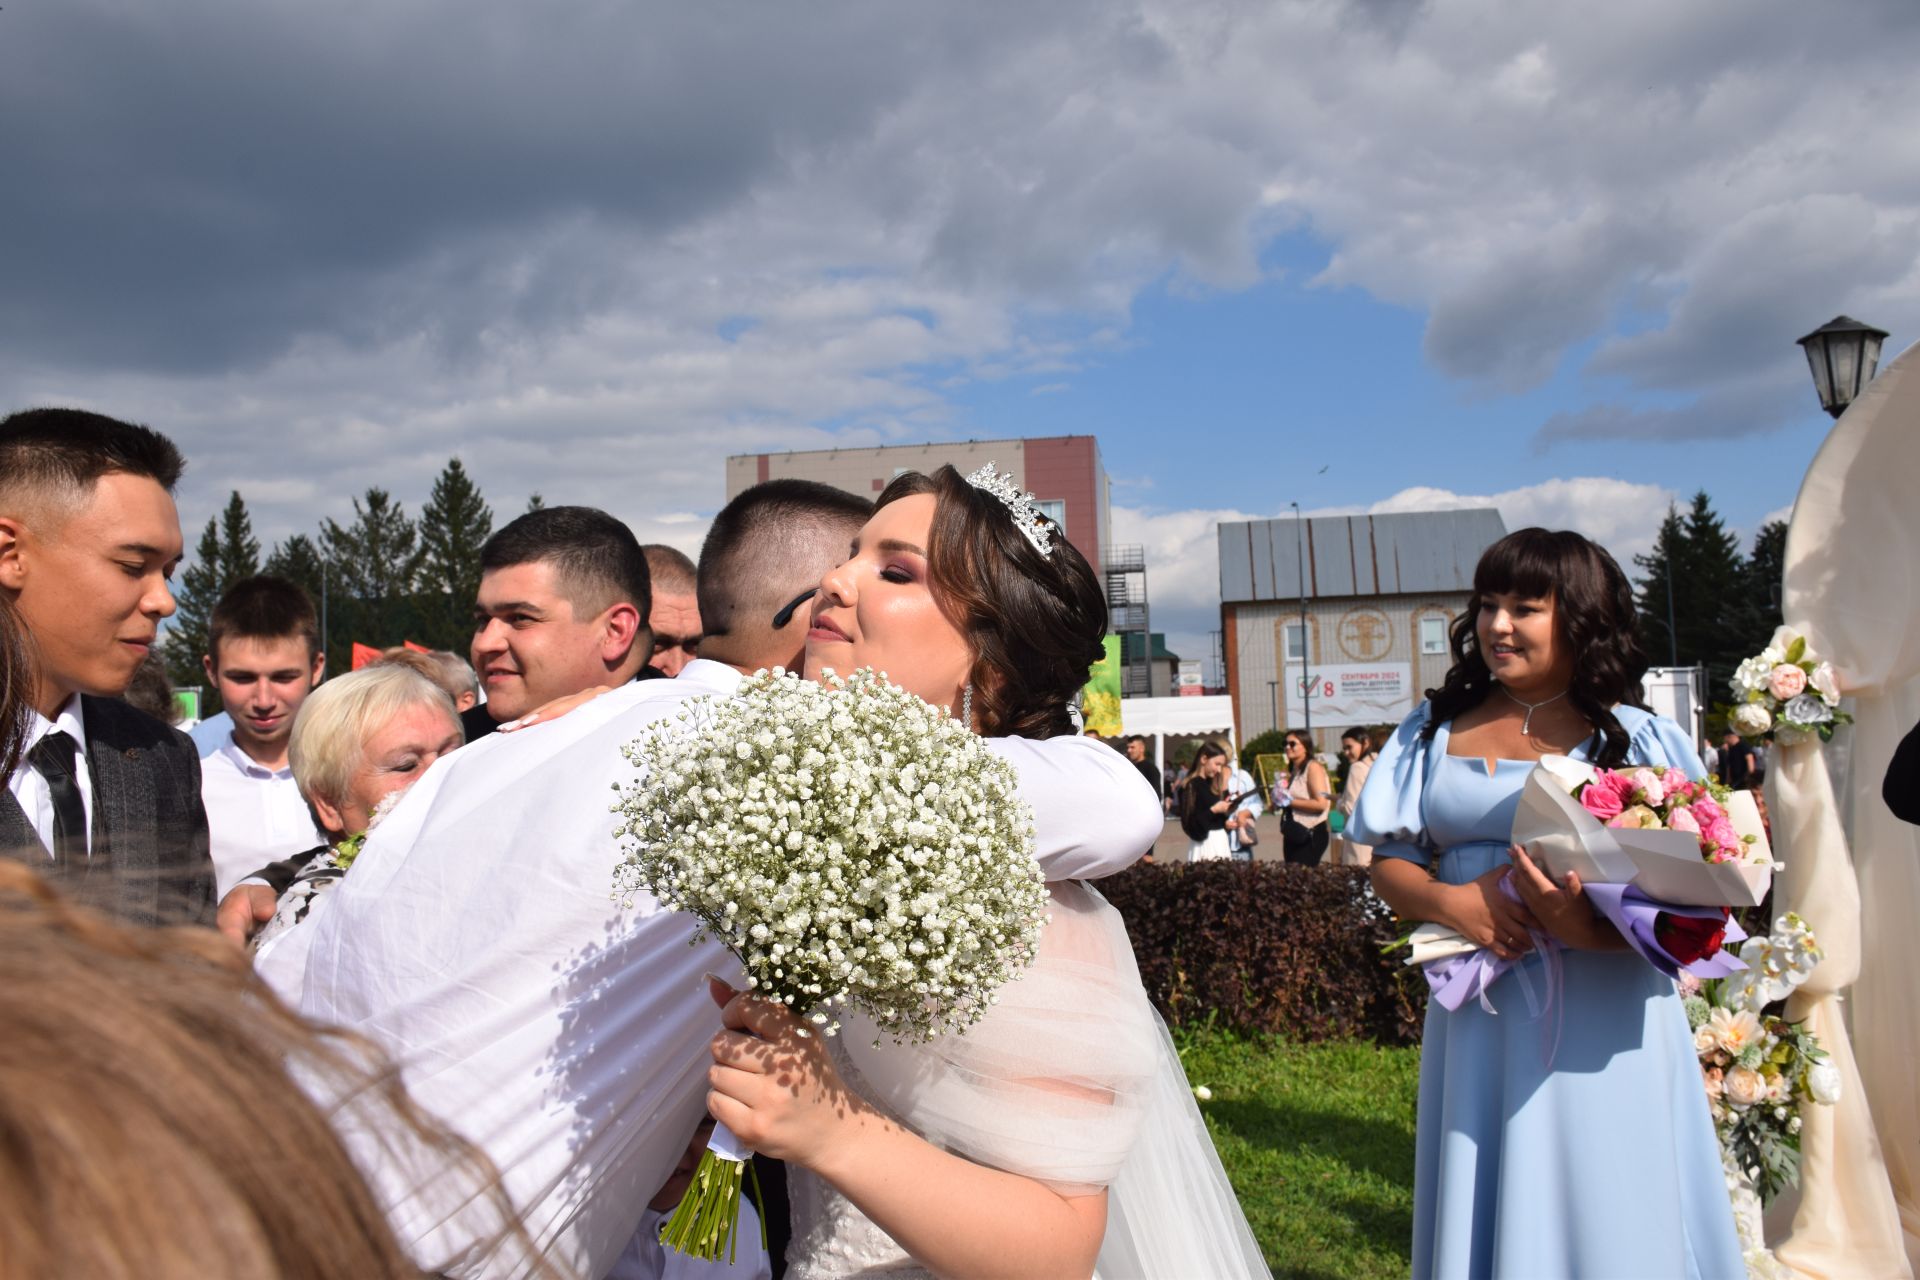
[1397,757,1772,1011]
[1682,912,1836,1279]
[1728,625,1850,746]
[613,668,1049,1262]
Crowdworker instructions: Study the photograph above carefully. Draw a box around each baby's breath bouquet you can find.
[613,667,1048,1262]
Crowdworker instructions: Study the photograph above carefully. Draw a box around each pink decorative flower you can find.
[1628,768,1667,805]
[1704,816,1741,850]
[1769,663,1808,701]
[1667,805,1701,834]
[1578,773,1629,822]
[1691,796,1725,826]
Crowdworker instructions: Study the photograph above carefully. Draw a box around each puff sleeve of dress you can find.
[1620,707,1707,779]
[1347,701,1435,868]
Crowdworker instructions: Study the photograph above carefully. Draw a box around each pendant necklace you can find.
[1500,683,1569,736]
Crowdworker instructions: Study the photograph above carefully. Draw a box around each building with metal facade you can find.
[1218,509,1508,745]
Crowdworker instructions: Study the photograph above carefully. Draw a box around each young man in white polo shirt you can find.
[198,576,327,895]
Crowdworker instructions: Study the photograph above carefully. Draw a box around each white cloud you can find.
[5,0,1918,558]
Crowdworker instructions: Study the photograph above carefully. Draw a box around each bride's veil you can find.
[837,880,1269,1279]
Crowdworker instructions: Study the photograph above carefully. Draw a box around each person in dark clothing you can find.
[1886,717,1920,824]
[1719,729,1759,790]
[1123,733,1162,800]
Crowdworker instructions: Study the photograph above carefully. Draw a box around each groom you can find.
[265,479,1163,1278]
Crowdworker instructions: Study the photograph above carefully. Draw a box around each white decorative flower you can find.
[1192,1085,1213,1102]
[1768,625,1800,657]
[1807,1061,1842,1105]
[613,668,1047,1043]
[1808,662,1842,706]
[1730,703,1773,738]
[1732,656,1777,697]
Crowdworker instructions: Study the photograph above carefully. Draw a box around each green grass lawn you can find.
[1176,1028,1420,1280]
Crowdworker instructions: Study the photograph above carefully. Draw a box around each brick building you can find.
[725,436,1111,575]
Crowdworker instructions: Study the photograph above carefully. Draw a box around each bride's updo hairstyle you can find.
[1422,527,1650,767]
[875,466,1106,740]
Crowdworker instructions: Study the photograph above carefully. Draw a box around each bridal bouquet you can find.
[1728,625,1850,746]
[613,668,1049,1261]
[1683,913,1837,1207]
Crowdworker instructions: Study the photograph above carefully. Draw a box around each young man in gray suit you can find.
[0,408,217,926]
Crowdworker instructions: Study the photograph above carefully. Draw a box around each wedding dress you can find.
[783,880,1270,1280]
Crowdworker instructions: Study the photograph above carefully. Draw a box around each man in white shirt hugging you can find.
[197,576,327,895]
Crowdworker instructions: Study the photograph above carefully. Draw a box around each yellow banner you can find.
[1082,635,1123,736]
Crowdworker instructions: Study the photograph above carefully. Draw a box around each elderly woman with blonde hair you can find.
[252,664,463,947]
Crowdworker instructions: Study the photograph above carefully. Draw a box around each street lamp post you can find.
[1267,680,1280,738]
[1797,315,1889,419]
[1289,501,1311,747]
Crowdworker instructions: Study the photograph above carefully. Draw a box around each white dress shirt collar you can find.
[7,695,93,857]
[214,730,293,779]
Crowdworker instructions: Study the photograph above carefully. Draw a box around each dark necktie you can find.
[27,731,87,868]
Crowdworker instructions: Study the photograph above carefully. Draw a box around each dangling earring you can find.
[961,682,973,730]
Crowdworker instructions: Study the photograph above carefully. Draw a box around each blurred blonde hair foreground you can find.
[0,861,535,1278]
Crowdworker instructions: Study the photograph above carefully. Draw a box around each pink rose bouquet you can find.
[1570,764,1755,865]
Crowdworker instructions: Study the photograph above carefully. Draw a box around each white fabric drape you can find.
[1773,340,1920,1278]
[837,880,1270,1279]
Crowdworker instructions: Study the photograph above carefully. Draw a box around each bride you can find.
[700,465,1269,1279]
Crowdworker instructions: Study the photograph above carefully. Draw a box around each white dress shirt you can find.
[199,733,327,896]
[6,697,93,857]
[266,659,1161,1279]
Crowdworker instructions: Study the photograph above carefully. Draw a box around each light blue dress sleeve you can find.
[1622,709,1707,780]
[1348,702,1435,868]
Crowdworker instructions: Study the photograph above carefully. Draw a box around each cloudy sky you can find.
[5,0,1916,667]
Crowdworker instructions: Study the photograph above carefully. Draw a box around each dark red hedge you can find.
[1097,862,1427,1045]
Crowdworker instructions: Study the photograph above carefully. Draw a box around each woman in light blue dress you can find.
[1352,528,1742,1279]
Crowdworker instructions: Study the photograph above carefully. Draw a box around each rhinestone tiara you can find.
[964,461,1056,556]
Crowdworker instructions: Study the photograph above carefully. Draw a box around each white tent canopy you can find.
[1116,695,1237,774]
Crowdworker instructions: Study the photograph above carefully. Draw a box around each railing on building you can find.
[1103,545,1152,698]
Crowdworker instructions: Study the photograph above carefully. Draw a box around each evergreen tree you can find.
[417,458,494,652]
[161,492,262,689]
[524,491,546,513]
[1633,492,1749,696]
[264,532,328,655]
[320,488,425,671]
[1743,520,1788,646]
[1634,507,1687,669]
[215,490,262,582]
[264,533,326,607]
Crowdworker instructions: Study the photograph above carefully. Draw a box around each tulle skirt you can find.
[1187,829,1232,862]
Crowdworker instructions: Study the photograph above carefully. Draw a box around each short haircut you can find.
[0,408,186,525]
[479,507,651,624]
[372,647,478,704]
[288,665,460,808]
[1125,734,1148,748]
[698,481,872,638]
[207,576,320,664]
[641,544,697,596]
[427,649,480,701]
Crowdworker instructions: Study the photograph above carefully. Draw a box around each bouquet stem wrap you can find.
[659,1121,765,1265]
